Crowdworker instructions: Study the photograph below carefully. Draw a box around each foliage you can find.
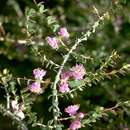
[0,0,130,130]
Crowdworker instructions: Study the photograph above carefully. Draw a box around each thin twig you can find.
[104,103,121,112]
[13,77,52,84]
[33,123,54,129]
[60,38,93,61]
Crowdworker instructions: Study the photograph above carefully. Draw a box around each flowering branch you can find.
[0,1,129,130]
[52,11,108,129]
[57,103,121,122]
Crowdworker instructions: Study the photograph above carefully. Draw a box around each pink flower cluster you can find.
[33,68,46,80]
[64,104,85,130]
[46,27,69,49]
[59,64,86,93]
[71,64,86,80]
[29,82,43,94]
[69,120,81,130]
[58,27,70,39]
[29,68,46,94]
[65,105,80,116]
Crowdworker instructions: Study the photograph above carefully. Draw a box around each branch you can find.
[52,11,108,129]
[57,103,121,122]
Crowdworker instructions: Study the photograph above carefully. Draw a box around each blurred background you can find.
[0,0,130,130]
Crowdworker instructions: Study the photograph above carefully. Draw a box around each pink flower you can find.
[33,68,46,80]
[71,64,86,80]
[58,27,70,40]
[65,104,79,116]
[29,82,43,94]
[61,71,72,81]
[59,82,70,93]
[69,120,81,130]
[46,36,59,49]
[78,112,85,119]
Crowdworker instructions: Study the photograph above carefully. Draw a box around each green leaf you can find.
[69,80,84,88]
